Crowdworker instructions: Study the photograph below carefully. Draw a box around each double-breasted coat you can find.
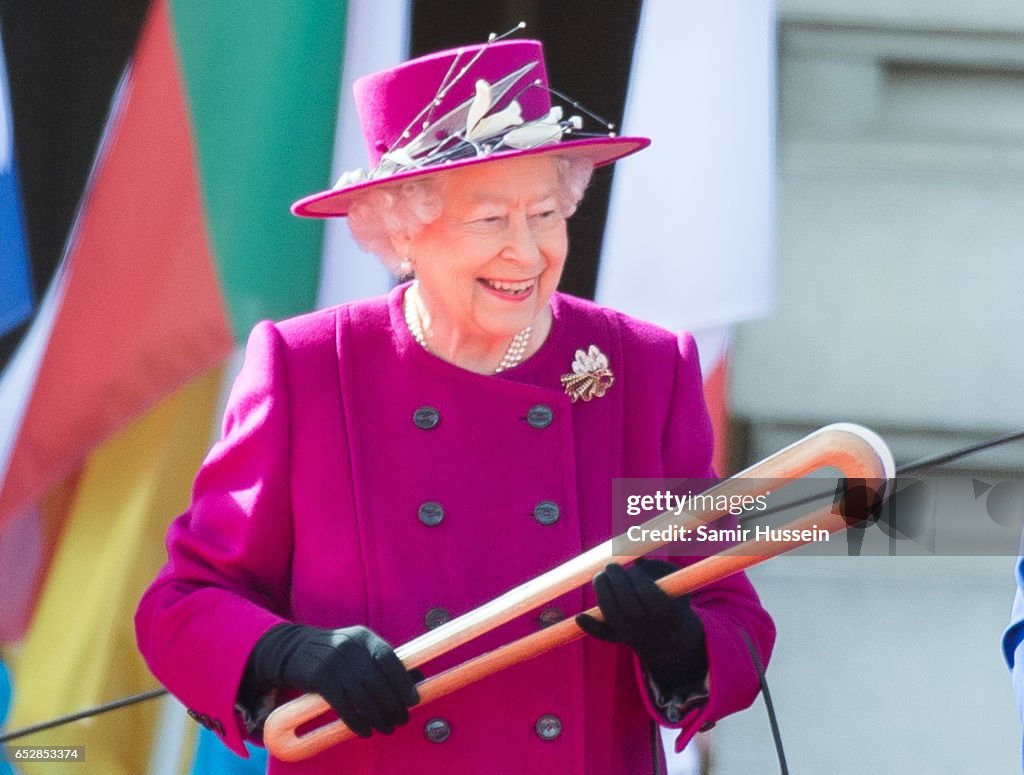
[135,284,775,774]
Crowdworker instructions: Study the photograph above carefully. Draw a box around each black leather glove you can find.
[576,558,708,693]
[241,623,419,738]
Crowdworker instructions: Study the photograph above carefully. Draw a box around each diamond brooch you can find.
[561,345,614,402]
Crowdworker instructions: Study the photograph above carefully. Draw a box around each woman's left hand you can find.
[576,559,708,693]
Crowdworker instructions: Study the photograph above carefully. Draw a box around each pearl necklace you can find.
[404,287,532,373]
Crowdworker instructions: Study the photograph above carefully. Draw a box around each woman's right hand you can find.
[245,623,420,737]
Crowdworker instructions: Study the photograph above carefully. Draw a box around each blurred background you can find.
[1,0,1022,772]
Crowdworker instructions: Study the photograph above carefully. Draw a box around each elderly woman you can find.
[135,38,774,774]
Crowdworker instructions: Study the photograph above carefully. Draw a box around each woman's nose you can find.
[501,214,542,264]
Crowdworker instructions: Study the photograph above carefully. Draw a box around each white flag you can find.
[597,0,776,338]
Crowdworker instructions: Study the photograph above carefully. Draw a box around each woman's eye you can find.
[530,209,558,222]
[470,215,504,226]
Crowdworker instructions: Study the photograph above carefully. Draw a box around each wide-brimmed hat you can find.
[291,36,650,217]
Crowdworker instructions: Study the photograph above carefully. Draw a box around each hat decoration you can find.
[339,27,604,185]
[292,26,649,217]
[367,67,578,180]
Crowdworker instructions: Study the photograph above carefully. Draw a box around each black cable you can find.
[0,688,167,743]
[741,629,788,775]
[895,428,1024,475]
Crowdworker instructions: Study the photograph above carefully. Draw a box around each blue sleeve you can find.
[1002,557,1024,771]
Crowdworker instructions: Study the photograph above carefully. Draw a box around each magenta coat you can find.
[135,285,774,774]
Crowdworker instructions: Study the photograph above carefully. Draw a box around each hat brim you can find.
[291,135,650,218]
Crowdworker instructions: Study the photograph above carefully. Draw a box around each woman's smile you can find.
[477,276,537,300]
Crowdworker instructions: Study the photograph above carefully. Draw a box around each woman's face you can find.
[397,155,569,346]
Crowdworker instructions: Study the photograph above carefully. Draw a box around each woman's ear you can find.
[389,230,413,263]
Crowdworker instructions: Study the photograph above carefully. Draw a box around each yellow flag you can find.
[9,366,223,774]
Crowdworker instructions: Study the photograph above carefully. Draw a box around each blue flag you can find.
[0,31,33,338]
[0,656,14,775]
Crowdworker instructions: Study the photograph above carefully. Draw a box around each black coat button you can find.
[424,717,451,742]
[413,406,440,429]
[538,607,564,628]
[526,404,553,429]
[418,501,444,526]
[535,713,562,740]
[424,607,451,630]
[533,501,560,525]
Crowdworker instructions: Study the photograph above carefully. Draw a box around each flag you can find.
[317,0,409,308]
[2,1,349,772]
[0,261,65,531]
[0,0,228,527]
[597,0,776,475]
[0,28,33,338]
[597,0,775,332]
[8,367,224,775]
[0,262,78,659]
[0,0,347,528]
[692,326,733,476]
[0,476,76,643]
[0,655,13,775]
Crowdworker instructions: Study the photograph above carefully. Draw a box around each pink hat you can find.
[291,37,650,217]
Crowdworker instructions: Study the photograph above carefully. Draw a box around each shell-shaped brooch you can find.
[561,345,615,403]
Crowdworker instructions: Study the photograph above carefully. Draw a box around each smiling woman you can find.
[390,156,571,374]
[135,34,775,775]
